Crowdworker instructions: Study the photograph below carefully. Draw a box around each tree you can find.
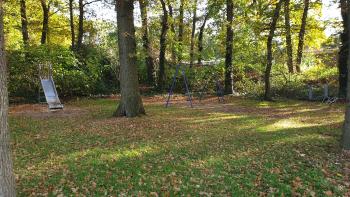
[40,0,50,44]
[69,0,75,49]
[189,0,198,67]
[264,0,283,100]
[167,0,177,63]
[224,0,234,94]
[178,0,184,62]
[139,0,155,85]
[0,0,16,195]
[339,0,349,99]
[284,0,293,73]
[114,0,145,117]
[198,13,209,64]
[158,0,168,90]
[77,0,84,49]
[342,0,350,150]
[20,0,29,46]
[295,0,310,72]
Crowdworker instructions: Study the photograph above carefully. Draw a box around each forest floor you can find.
[9,96,350,196]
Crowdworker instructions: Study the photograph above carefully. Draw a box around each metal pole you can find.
[165,64,180,107]
[182,67,193,108]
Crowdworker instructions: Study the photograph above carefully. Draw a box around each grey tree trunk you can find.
[0,0,16,195]
[296,0,310,72]
[77,0,84,49]
[20,0,29,46]
[178,0,184,62]
[40,0,49,45]
[284,0,294,73]
[158,0,168,90]
[189,0,198,68]
[339,0,349,99]
[114,0,145,117]
[69,0,75,49]
[342,0,350,150]
[198,13,209,64]
[139,0,154,85]
[264,0,283,100]
[167,1,177,63]
[224,0,234,95]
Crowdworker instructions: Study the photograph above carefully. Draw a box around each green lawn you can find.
[10,97,349,196]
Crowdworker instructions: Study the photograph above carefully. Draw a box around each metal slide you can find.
[39,63,64,110]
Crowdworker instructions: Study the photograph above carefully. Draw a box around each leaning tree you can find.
[0,0,16,195]
[114,0,145,117]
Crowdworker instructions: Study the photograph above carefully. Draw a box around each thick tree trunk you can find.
[20,0,29,46]
[189,0,198,68]
[114,0,145,117]
[139,0,154,85]
[198,14,209,64]
[339,0,349,99]
[178,0,184,62]
[264,0,283,100]
[284,0,294,73]
[342,0,350,150]
[69,0,75,49]
[77,0,84,49]
[40,0,49,45]
[0,0,16,195]
[295,0,310,72]
[224,0,234,94]
[158,0,168,90]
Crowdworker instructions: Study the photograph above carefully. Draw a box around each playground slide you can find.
[40,77,64,110]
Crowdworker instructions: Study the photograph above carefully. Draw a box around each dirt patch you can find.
[9,104,87,118]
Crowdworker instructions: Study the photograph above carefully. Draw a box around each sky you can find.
[89,0,342,37]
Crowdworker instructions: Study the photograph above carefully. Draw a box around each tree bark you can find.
[295,0,310,72]
[69,0,75,49]
[0,0,16,195]
[264,0,283,100]
[284,0,293,73]
[20,0,29,46]
[178,0,184,62]
[167,1,176,63]
[198,13,209,64]
[339,0,349,99]
[114,0,145,117]
[342,0,350,150]
[158,0,168,90]
[77,0,84,49]
[139,0,154,85]
[40,0,49,45]
[189,0,198,68]
[224,0,234,94]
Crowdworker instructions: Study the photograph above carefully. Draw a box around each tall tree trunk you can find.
[342,0,350,150]
[40,0,49,45]
[77,0,84,49]
[69,0,75,49]
[158,0,168,90]
[189,0,198,68]
[167,1,176,63]
[178,0,184,62]
[339,0,349,98]
[20,0,29,46]
[198,14,209,64]
[295,0,310,72]
[284,0,293,73]
[264,0,283,100]
[114,0,145,117]
[224,0,234,94]
[0,0,16,195]
[139,0,154,85]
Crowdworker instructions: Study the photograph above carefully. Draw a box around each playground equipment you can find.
[165,64,193,108]
[39,62,64,110]
[307,83,338,104]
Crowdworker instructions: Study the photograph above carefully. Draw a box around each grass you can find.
[10,96,349,196]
